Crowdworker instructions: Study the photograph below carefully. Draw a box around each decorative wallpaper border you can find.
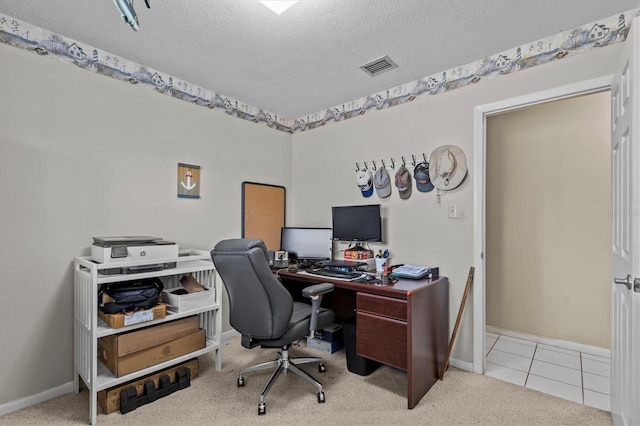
[1,8,638,134]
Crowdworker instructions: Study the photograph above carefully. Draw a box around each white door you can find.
[611,17,640,426]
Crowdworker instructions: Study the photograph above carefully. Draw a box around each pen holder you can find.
[375,258,387,274]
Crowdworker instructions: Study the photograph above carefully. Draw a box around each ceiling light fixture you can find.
[258,1,298,15]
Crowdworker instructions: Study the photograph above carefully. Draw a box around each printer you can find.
[91,236,179,274]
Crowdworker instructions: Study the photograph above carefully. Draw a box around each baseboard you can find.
[1,331,240,418]
[221,329,240,342]
[0,381,74,417]
[486,325,610,358]
[448,356,474,372]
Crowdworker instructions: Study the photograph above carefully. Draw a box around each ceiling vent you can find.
[360,56,398,77]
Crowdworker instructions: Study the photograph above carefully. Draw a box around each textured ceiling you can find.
[0,0,638,119]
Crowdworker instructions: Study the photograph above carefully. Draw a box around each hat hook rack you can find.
[390,158,395,169]
[356,153,432,172]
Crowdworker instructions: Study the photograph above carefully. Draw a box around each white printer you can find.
[91,236,179,274]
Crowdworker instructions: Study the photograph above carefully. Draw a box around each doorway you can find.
[485,91,611,410]
[472,76,614,371]
[485,91,611,348]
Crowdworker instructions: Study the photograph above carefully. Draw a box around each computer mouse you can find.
[363,274,375,281]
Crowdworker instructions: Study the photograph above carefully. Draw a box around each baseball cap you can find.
[374,168,391,198]
[413,162,434,192]
[356,169,374,197]
[394,166,412,199]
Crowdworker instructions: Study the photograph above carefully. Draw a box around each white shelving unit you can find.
[73,249,222,425]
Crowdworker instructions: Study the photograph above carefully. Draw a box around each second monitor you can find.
[280,227,332,265]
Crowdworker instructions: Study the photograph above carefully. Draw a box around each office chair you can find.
[210,238,335,415]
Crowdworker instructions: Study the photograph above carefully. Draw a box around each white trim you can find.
[448,356,474,373]
[221,329,240,342]
[472,75,613,374]
[0,382,73,417]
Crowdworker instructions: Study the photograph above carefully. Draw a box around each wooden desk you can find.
[278,270,449,409]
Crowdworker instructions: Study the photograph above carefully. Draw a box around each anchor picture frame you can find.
[177,163,201,199]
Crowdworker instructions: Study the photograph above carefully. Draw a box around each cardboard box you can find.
[101,329,205,377]
[100,317,204,377]
[162,287,214,312]
[98,358,199,414]
[101,316,199,357]
[99,303,167,329]
[306,336,344,354]
[314,324,343,342]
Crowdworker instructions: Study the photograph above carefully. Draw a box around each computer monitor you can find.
[280,227,333,262]
[331,204,382,243]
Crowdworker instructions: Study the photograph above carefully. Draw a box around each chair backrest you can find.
[211,239,294,340]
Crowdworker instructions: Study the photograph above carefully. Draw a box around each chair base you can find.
[237,345,327,415]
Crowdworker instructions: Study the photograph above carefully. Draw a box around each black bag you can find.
[99,278,164,314]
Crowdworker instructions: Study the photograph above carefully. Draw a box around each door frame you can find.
[472,75,613,373]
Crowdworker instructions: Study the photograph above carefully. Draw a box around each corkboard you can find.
[241,182,286,251]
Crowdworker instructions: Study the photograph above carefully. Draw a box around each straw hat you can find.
[429,145,467,190]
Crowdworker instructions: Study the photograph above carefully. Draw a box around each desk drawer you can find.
[357,293,407,321]
[356,311,407,370]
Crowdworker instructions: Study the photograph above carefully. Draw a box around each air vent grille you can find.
[360,56,398,76]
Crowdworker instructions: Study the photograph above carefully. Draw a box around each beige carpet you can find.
[0,336,612,425]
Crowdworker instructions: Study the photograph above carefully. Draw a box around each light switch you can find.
[448,204,459,218]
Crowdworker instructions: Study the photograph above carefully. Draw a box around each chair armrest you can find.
[302,283,334,298]
[302,283,334,337]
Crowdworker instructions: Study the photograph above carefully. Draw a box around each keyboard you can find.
[306,269,363,279]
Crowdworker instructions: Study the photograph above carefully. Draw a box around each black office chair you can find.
[210,238,335,415]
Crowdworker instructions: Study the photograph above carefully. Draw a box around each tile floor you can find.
[485,331,611,412]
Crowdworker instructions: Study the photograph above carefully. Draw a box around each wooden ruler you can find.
[440,266,475,379]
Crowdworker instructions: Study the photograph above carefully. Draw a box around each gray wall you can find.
[0,43,291,406]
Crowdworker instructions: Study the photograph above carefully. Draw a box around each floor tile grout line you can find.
[582,387,611,397]
[527,372,585,390]
[582,370,611,379]
[580,352,585,404]
[524,342,537,387]
[531,357,582,372]
[489,347,536,360]
[485,333,500,357]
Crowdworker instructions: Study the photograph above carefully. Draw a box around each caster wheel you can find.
[318,363,326,373]
[258,403,266,415]
[317,391,325,403]
[237,376,245,387]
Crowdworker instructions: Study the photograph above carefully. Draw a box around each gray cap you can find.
[374,168,392,198]
[394,166,412,199]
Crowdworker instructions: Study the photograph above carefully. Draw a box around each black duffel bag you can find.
[99,278,164,314]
